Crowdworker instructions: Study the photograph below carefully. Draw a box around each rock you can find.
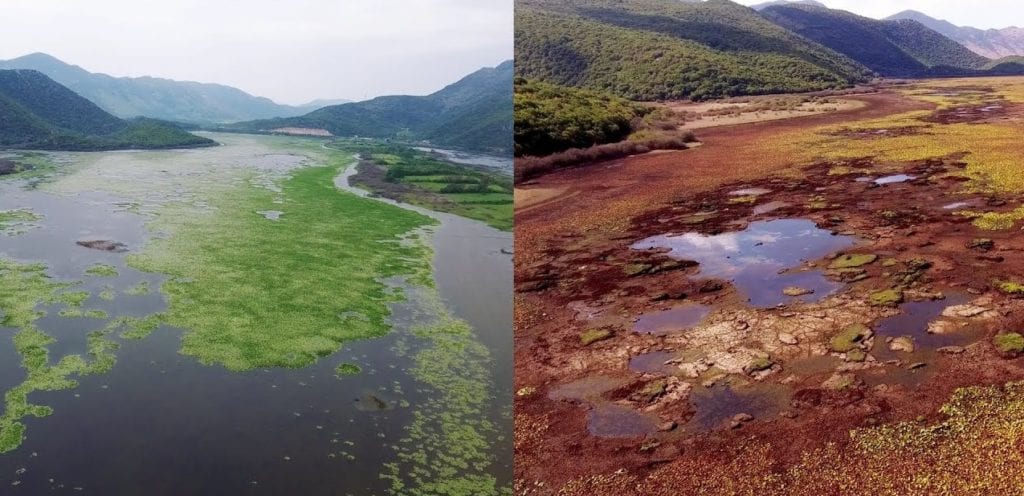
[829,254,878,269]
[516,387,537,397]
[889,336,915,353]
[580,329,613,346]
[732,413,754,423]
[967,238,995,251]
[657,421,678,432]
[623,263,654,277]
[846,349,867,362]
[908,362,927,370]
[780,411,798,419]
[869,289,904,307]
[927,320,958,334]
[937,346,966,354]
[778,333,799,345]
[822,373,858,390]
[993,333,1024,354]
[783,286,814,297]
[699,281,724,293]
[743,357,774,375]
[829,323,873,352]
[76,239,128,252]
[942,304,990,318]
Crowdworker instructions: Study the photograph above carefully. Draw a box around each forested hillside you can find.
[0,69,215,150]
[228,61,513,154]
[515,0,872,101]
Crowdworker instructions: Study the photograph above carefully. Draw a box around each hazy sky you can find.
[0,0,512,105]
[735,0,1024,29]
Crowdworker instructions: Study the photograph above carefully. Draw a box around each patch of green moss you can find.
[0,209,42,236]
[335,363,361,376]
[846,349,867,362]
[84,264,118,277]
[996,280,1024,296]
[746,357,774,373]
[830,323,872,352]
[994,333,1024,354]
[623,263,653,277]
[580,328,613,346]
[869,289,904,307]
[829,254,878,269]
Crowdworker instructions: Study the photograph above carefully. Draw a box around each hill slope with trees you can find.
[514,0,873,101]
[0,69,215,150]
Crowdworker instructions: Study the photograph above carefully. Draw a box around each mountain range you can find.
[886,10,1024,60]
[514,0,1024,102]
[0,53,333,124]
[760,2,991,77]
[0,69,214,150]
[227,60,513,154]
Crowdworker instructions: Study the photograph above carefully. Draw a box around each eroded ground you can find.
[515,77,1024,495]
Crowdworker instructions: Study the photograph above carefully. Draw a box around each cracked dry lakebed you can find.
[515,76,1024,495]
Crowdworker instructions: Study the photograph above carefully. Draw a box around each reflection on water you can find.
[634,305,711,335]
[633,219,856,307]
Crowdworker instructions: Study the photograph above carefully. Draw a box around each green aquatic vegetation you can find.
[84,263,119,277]
[126,149,436,370]
[58,308,108,319]
[382,289,505,496]
[118,314,164,340]
[124,280,151,296]
[0,209,42,236]
[0,260,73,328]
[54,290,89,308]
[0,258,119,453]
[335,363,361,376]
[99,289,115,301]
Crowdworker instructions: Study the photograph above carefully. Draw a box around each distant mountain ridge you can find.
[760,3,1008,77]
[0,69,214,150]
[886,10,1024,59]
[228,61,513,154]
[0,53,316,124]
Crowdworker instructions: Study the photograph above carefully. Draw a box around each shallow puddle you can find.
[587,403,660,438]
[874,174,915,185]
[634,304,711,335]
[687,382,791,431]
[629,351,679,375]
[873,294,971,349]
[632,219,855,307]
[548,375,628,402]
[729,188,771,196]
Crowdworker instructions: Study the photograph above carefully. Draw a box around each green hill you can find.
[514,0,872,101]
[0,53,313,124]
[227,61,512,154]
[0,69,215,150]
[761,4,998,77]
[514,79,646,156]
